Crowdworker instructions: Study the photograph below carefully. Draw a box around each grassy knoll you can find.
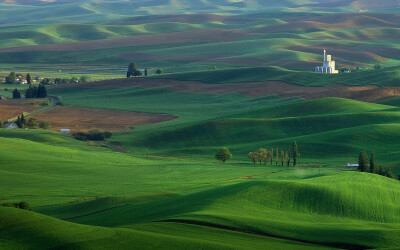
[0,206,327,250]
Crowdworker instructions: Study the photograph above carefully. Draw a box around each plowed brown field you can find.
[0,99,43,121]
[31,106,177,132]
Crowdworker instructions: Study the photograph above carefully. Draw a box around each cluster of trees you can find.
[73,130,112,141]
[14,114,51,129]
[53,76,90,84]
[126,63,143,77]
[248,142,299,167]
[5,72,16,84]
[126,63,164,77]
[2,201,31,211]
[358,151,397,180]
[25,84,47,98]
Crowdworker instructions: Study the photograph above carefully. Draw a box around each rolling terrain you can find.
[1,0,400,249]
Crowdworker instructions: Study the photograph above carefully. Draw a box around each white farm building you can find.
[315,50,339,74]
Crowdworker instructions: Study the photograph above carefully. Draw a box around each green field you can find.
[2,0,400,249]
[1,129,400,249]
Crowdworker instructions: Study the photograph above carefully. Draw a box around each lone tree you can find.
[156,68,163,75]
[373,59,382,70]
[26,73,31,85]
[370,152,377,173]
[13,88,21,99]
[39,121,51,130]
[215,147,232,163]
[292,141,299,166]
[5,72,16,84]
[358,151,369,172]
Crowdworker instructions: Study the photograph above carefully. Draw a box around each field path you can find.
[25,96,59,117]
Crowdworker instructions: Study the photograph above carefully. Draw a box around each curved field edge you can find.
[0,207,329,250]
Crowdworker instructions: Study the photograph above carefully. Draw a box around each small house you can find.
[60,129,71,134]
[0,95,8,100]
[5,123,19,129]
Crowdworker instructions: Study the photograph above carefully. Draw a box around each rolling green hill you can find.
[155,66,400,86]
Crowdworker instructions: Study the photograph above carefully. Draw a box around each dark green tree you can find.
[5,72,16,84]
[39,121,51,130]
[378,165,384,176]
[15,116,22,128]
[79,76,90,83]
[18,201,31,210]
[145,69,148,76]
[127,63,137,78]
[369,152,377,173]
[26,73,31,85]
[41,78,50,85]
[25,84,37,98]
[13,88,21,99]
[20,113,26,127]
[385,168,395,179]
[27,118,39,129]
[37,84,47,98]
[156,69,163,74]
[373,59,382,70]
[215,147,232,163]
[358,151,369,172]
[292,141,299,166]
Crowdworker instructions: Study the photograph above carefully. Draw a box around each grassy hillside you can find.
[48,79,400,172]
[157,66,400,87]
[0,206,331,249]
[110,97,400,174]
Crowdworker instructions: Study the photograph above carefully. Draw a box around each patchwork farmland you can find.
[1,0,400,249]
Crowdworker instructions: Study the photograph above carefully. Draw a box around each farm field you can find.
[2,0,400,249]
[1,129,400,249]
[47,79,400,176]
[31,106,177,133]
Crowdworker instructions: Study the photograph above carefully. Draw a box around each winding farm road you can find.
[25,96,59,117]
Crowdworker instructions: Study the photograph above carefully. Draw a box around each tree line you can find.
[12,113,51,129]
[73,130,112,141]
[248,141,299,166]
[358,151,398,180]
[215,141,300,166]
[126,62,163,78]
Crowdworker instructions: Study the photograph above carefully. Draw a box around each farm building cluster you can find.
[315,50,339,74]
